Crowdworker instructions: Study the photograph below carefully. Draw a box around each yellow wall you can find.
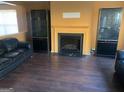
[92,1,124,50]
[0,4,27,41]
[50,1,93,55]
[51,1,124,55]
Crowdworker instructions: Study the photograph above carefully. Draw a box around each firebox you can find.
[58,33,83,57]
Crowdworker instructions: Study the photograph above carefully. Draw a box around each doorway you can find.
[96,8,123,57]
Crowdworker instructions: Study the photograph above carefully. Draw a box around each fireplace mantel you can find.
[51,27,91,55]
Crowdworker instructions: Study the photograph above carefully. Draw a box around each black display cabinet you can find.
[31,10,51,53]
[96,8,122,57]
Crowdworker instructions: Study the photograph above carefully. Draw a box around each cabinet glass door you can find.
[98,8,122,41]
[31,10,47,37]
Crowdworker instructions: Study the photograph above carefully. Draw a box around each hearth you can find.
[58,33,83,57]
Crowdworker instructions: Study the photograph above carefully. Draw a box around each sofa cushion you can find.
[0,58,12,71]
[0,58,10,64]
[0,49,5,56]
[4,51,20,58]
[15,49,26,53]
[2,38,18,52]
[0,41,6,56]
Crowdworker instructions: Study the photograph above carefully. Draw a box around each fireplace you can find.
[58,33,83,57]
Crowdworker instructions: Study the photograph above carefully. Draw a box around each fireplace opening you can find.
[58,33,83,57]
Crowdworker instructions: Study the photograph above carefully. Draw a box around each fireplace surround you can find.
[58,33,83,57]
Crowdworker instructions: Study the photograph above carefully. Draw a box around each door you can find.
[96,8,122,57]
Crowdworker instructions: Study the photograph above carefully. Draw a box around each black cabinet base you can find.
[32,38,48,53]
[96,40,117,58]
[96,54,115,58]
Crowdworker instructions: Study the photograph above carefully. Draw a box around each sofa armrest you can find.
[18,42,32,50]
[116,50,124,60]
[115,50,124,73]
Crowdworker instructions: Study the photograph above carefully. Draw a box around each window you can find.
[0,10,18,36]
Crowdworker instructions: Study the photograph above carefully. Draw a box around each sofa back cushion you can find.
[2,38,19,52]
[0,40,6,56]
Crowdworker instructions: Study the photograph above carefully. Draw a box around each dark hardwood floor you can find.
[0,53,124,92]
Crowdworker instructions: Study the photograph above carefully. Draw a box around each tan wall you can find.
[10,1,50,10]
[51,1,93,55]
[25,2,50,40]
[0,4,27,41]
[92,1,124,50]
[23,1,50,11]
[13,1,50,41]
[0,32,26,41]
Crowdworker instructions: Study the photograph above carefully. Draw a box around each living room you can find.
[0,1,124,92]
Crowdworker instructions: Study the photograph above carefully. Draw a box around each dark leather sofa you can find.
[0,38,32,78]
[115,50,124,78]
